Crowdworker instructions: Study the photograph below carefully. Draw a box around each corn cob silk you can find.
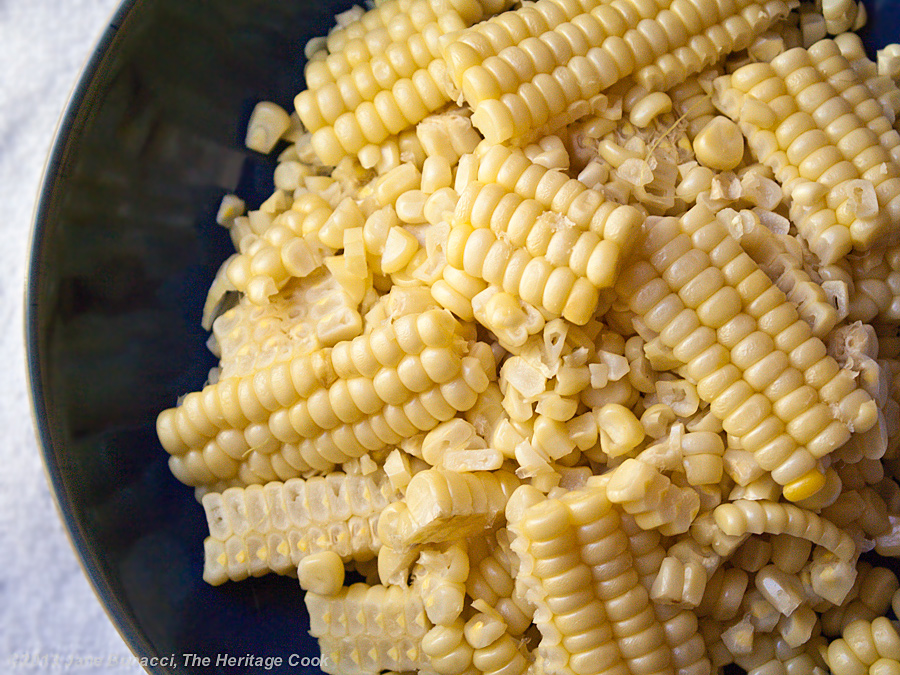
[154,0,900,672]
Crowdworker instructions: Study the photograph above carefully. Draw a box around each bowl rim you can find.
[24,0,167,672]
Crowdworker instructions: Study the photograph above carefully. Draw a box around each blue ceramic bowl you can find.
[25,1,900,674]
[26,1,354,672]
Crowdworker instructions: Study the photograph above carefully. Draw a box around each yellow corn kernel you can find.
[595,403,644,458]
[782,469,827,503]
[693,117,745,171]
[299,550,346,595]
[629,92,673,129]
[246,101,292,154]
[375,163,422,207]
[421,155,453,194]
[381,226,420,274]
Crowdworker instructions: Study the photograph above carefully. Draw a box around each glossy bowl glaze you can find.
[25,1,900,674]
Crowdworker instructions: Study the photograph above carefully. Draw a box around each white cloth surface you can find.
[0,0,142,671]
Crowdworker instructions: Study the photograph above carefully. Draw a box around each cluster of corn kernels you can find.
[442,0,795,144]
[714,39,900,265]
[616,205,878,500]
[156,0,900,672]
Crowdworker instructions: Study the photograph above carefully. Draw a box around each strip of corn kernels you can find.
[442,0,794,144]
[269,344,493,477]
[297,0,461,130]
[719,209,842,338]
[160,308,462,454]
[713,500,856,561]
[822,37,900,163]
[322,0,424,55]
[300,0,495,165]
[295,341,493,465]
[618,513,712,675]
[201,471,395,585]
[306,0,441,89]
[785,43,900,234]
[633,0,794,94]
[331,0,512,50]
[634,206,871,430]
[715,46,900,263]
[615,205,877,501]
[306,582,433,675]
[157,309,486,488]
[442,0,607,91]
[472,144,644,232]
[436,174,641,325]
[507,484,673,675]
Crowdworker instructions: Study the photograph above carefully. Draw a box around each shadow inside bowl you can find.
[27,0,357,672]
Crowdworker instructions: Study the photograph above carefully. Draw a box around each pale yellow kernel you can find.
[596,403,644,457]
[216,194,246,227]
[396,189,428,224]
[740,96,777,129]
[596,139,641,169]
[629,92,673,128]
[245,101,292,154]
[298,550,345,595]
[363,205,399,257]
[822,0,858,34]
[878,44,900,79]
[641,403,676,438]
[421,155,453,194]
[319,198,365,249]
[694,117,745,172]
[376,163,422,206]
[800,12,827,48]
[381,227,420,274]
[424,187,459,225]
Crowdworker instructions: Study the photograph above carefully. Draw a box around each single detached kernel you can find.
[629,92,673,129]
[693,117,745,172]
[299,550,346,595]
[245,101,292,154]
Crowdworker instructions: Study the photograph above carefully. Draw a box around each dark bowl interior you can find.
[25,0,900,674]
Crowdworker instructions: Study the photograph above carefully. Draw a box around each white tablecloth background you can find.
[1,0,140,671]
